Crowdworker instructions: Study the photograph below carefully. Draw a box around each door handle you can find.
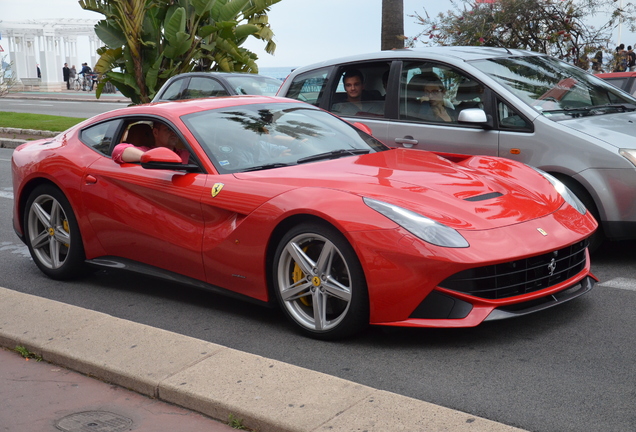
[394,137,418,148]
[85,174,97,184]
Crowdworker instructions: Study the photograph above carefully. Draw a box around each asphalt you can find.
[0,90,528,432]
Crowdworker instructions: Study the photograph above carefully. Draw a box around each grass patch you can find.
[14,346,43,362]
[0,112,86,132]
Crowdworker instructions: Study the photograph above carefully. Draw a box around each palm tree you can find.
[381,0,404,50]
[80,0,281,104]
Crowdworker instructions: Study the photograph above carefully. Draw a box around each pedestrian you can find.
[36,64,41,79]
[628,46,636,72]
[613,44,628,72]
[63,63,70,89]
[591,51,604,74]
[69,65,77,83]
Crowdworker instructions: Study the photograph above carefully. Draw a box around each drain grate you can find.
[55,411,133,432]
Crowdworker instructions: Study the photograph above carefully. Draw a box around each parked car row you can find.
[12,46,633,338]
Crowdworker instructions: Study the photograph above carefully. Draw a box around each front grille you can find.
[439,240,588,299]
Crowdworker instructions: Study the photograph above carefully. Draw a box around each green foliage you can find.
[408,0,636,65]
[14,346,43,362]
[0,112,86,131]
[79,0,281,104]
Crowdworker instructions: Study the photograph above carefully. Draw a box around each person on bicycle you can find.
[80,63,92,91]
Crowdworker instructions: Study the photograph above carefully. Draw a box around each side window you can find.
[399,61,485,124]
[497,99,532,131]
[182,77,229,99]
[329,62,389,118]
[160,79,187,101]
[80,119,121,156]
[284,67,331,106]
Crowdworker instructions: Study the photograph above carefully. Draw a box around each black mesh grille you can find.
[438,240,588,299]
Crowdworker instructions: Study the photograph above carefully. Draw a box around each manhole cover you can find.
[55,411,133,432]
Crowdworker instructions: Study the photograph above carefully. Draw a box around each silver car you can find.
[277,47,636,249]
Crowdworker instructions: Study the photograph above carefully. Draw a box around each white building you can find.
[0,19,100,91]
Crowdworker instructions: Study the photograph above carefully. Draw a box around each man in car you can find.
[112,122,190,164]
[332,69,383,116]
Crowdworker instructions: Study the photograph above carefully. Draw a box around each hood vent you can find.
[464,192,503,202]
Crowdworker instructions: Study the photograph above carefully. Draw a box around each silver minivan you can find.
[277,47,636,249]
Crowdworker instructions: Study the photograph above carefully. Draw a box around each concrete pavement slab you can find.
[0,347,235,432]
[0,286,527,431]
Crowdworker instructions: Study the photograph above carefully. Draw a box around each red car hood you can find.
[235,149,563,231]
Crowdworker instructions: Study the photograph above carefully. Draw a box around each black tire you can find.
[559,177,604,252]
[23,184,87,280]
[273,222,369,340]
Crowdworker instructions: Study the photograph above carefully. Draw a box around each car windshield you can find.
[182,102,387,173]
[471,55,636,120]
[225,76,282,96]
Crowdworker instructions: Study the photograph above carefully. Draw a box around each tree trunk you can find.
[381,0,404,50]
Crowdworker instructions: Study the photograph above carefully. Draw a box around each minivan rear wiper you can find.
[297,148,370,164]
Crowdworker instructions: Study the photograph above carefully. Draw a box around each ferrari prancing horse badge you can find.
[211,183,224,197]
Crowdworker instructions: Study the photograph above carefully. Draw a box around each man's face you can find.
[153,123,180,148]
[344,76,363,101]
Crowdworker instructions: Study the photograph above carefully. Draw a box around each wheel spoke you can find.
[31,230,51,250]
[49,237,62,268]
[322,278,352,302]
[315,240,336,276]
[53,228,70,245]
[312,289,328,330]
[32,202,52,228]
[281,279,312,302]
[286,241,316,275]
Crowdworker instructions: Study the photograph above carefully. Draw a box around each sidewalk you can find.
[0,287,526,432]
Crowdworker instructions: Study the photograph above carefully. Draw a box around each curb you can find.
[0,287,526,432]
[0,128,57,149]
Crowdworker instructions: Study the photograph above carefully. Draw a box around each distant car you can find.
[597,71,636,96]
[277,47,636,250]
[11,96,597,339]
[152,72,282,102]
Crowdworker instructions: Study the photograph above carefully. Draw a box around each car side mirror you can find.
[140,147,199,172]
[353,122,373,135]
[457,108,494,129]
[457,108,488,124]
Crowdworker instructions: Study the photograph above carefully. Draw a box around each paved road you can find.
[2,145,636,432]
[0,97,128,118]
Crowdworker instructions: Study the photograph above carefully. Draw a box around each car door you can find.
[80,119,208,281]
[385,60,500,155]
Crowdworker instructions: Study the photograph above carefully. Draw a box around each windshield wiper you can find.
[297,148,370,164]
[240,162,293,172]
[543,103,636,115]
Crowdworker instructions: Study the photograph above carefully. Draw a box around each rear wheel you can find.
[24,185,86,280]
[273,223,369,340]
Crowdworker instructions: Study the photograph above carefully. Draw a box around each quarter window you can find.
[284,67,331,106]
[80,120,121,156]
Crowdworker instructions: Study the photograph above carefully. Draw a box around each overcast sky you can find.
[0,0,632,69]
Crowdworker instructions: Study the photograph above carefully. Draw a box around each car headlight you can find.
[530,167,587,215]
[620,148,636,167]
[363,197,469,248]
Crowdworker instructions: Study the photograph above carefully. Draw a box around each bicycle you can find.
[70,77,82,91]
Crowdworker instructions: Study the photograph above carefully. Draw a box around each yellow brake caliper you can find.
[62,219,70,247]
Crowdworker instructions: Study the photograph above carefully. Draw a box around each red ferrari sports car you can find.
[11,96,597,339]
